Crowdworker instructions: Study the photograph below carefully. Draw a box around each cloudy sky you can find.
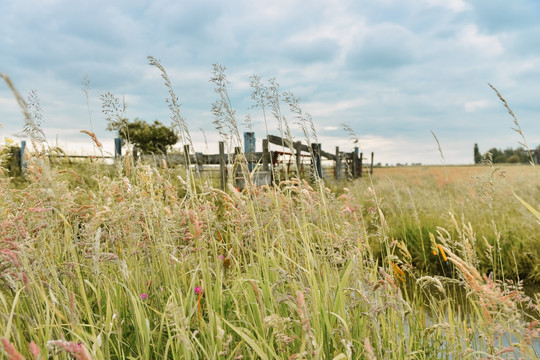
[1,0,540,165]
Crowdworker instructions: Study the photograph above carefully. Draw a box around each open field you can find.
[1,157,539,359]
[360,165,540,281]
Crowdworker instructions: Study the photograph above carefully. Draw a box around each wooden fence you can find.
[9,134,374,190]
[137,133,374,189]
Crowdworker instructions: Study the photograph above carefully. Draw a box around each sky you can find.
[1,0,540,165]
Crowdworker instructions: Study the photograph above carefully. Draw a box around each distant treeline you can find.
[474,143,539,164]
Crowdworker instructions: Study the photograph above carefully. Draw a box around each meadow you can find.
[0,155,539,359]
[1,66,539,359]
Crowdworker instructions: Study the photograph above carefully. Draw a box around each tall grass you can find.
[1,67,539,359]
[368,165,540,281]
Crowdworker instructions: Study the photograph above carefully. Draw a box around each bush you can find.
[507,154,520,163]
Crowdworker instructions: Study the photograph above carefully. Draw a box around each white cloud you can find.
[304,98,369,117]
[457,25,504,56]
[464,100,490,112]
[0,96,18,111]
[322,126,339,131]
[316,133,454,165]
[424,0,471,13]
[2,0,540,166]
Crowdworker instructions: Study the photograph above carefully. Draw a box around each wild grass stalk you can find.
[488,83,535,167]
[210,63,241,150]
[249,75,270,137]
[0,73,47,147]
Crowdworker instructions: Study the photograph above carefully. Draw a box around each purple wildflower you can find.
[140,293,149,300]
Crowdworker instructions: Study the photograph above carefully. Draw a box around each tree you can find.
[111,118,179,154]
[481,146,535,164]
[486,148,504,163]
[474,143,481,164]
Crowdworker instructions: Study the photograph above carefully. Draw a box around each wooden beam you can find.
[267,134,335,160]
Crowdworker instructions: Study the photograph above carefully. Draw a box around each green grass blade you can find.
[513,190,540,221]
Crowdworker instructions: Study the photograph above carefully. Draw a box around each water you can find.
[403,282,540,358]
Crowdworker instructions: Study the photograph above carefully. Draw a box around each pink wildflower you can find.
[140,293,148,300]
[194,286,203,295]
[47,340,92,360]
[29,341,41,359]
[1,338,24,360]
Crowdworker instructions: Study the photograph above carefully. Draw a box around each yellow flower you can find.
[436,244,448,262]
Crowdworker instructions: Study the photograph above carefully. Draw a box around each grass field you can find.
[363,165,540,282]
[1,156,539,359]
[1,67,539,358]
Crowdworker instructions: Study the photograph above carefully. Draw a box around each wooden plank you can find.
[267,135,300,150]
[320,149,336,161]
[267,134,335,160]
[45,154,115,159]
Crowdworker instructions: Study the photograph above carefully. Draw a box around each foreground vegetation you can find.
[1,65,539,359]
[0,157,539,359]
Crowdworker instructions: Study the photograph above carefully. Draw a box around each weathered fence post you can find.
[20,140,26,171]
[318,143,323,179]
[335,146,341,181]
[370,152,374,175]
[359,152,363,178]
[353,147,359,178]
[114,138,122,158]
[352,150,358,179]
[234,147,242,189]
[294,141,302,176]
[219,141,227,190]
[262,138,269,171]
[244,132,255,172]
[311,143,322,180]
